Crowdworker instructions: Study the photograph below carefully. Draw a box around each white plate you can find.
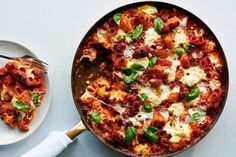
[0,40,51,145]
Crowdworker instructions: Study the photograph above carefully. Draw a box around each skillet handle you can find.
[66,121,87,140]
[20,121,87,157]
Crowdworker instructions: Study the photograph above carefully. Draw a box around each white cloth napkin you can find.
[20,131,73,157]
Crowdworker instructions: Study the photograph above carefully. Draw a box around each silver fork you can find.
[0,54,48,72]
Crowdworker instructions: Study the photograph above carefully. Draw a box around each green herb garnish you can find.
[90,111,101,123]
[13,100,31,111]
[176,47,185,55]
[130,63,145,71]
[149,56,157,68]
[144,126,159,143]
[154,17,164,34]
[123,71,139,84]
[132,24,143,40]
[184,43,195,52]
[113,12,122,24]
[31,93,39,104]
[143,104,152,113]
[140,93,148,101]
[125,126,137,145]
[187,88,200,101]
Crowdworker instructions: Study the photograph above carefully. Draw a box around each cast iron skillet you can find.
[70,1,229,156]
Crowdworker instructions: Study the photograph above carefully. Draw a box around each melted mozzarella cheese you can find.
[112,29,126,41]
[197,82,208,94]
[138,86,161,106]
[186,96,201,107]
[208,53,221,67]
[165,55,180,82]
[134,143,149,155]
[26,69,35,79]
[163,117,192,142]
[129,109,153,126]
[168,102,185,117]
[114,103,125,114]
[188,108,206,125]
[171,86,180,93]
[127,57,149,69]
[180,66,206,87]
[159,84,170,101]
[159,110,169,121]
[177,17,188,28]
[124,45,134,58]
[209,79,221,90]
[97,29,107,43]
[174,28,189,47]
[144,28,160,47]
[138,5,157,16]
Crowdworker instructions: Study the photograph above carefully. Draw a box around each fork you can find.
[0,54,48,72]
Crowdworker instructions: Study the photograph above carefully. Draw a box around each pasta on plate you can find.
[0,59,46,132]
[77,4,227,156]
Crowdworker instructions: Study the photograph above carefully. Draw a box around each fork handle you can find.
[0,55,13,60]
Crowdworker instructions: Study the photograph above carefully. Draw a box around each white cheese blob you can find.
[171,86,180,93]
[129,109,153,126]
[177,17,188,28]
[114,103,125,114]
[180,66,206,87]
[165,54,180,82]
[112,29,126,41]
[197,82,208,94]
[174,28,189,47]
[138,5,158,16]
[127,57,149,69]
[159,110,169,121]
[159,84,170,101]
[144,28,160,47]
[186,96,201,107]
[138,86,161,106]
[188,108,206,125]
[209,79,221,90]
[97,29,107,43]
[208,53,222,67]
[163,117,192,142]
[124,45,134,58]
[168,102,185,117]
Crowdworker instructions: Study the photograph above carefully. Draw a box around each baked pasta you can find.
[77,4,227,156]
[0,59,46,131]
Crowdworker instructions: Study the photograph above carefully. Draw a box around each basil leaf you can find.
[154,17,164,34]
[192,112,204,120]
[144,126,159,143]
[130,71,139,80]
[18,111,23,120]
[130,63,145,71]
[121,66,133,76]
[176,47,185,55]
[140,93,148,101]
[125,126,137,145]
[90,111,101,123]
[187,88,200,101]
[132,24,143,40]
[149,56,157,68]
[13,100,31,111]
[125,32,133,38]
[184,43,195,52]
[113,12,122,24]
[143,104,152,113]
[124,71,139,84]
[31,93,39,104]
